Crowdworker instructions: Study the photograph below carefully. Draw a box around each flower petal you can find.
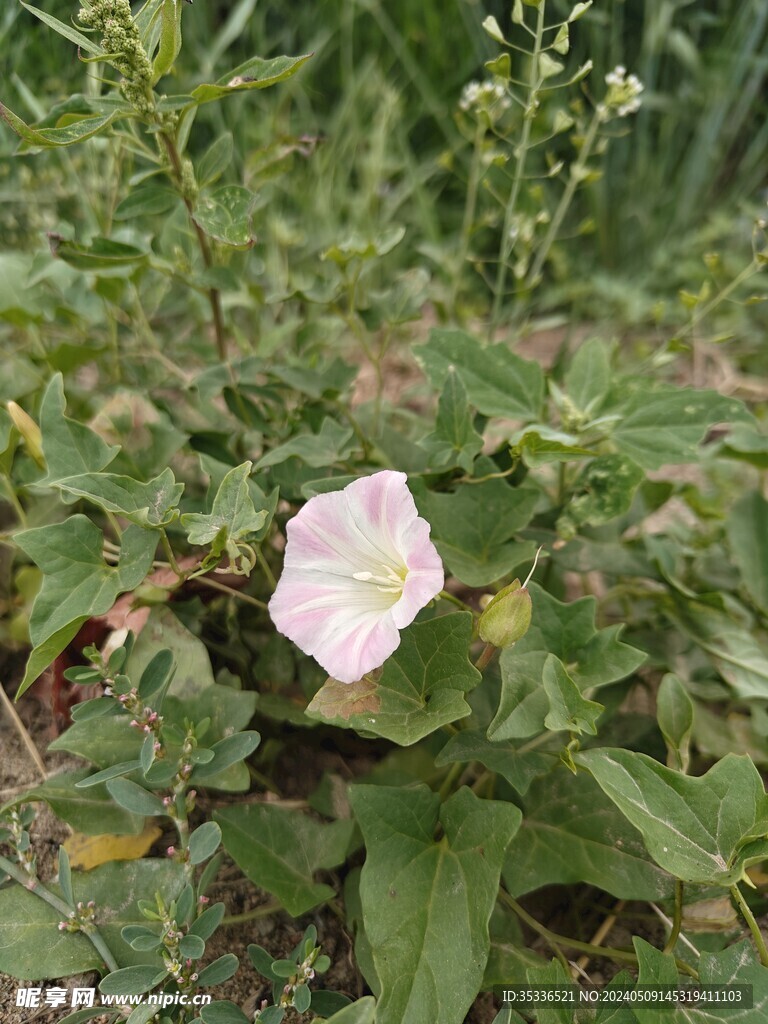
[269,573,401,683]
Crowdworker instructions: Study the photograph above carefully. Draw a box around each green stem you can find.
[451,120,486,316]
[160,530,184,578]
[220,901,282,927]
[526,107,602,288]
[500,891,698,979]
[1,476,27,529]
[680,258,761,338]
[488,0,546,339]
[439,590,475,613]
[663,880,684,954]
[438,761,465,802]
[731,883,768,966]
[0,853,119,973]
[474,642,498,673]
[256,547,277,590]
[192,574,269,611]
[160,132,227,363]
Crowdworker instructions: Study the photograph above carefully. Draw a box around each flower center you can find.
[352,562,408,596]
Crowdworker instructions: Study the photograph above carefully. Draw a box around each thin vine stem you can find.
[488,0,546,338]
[663,880,685,954]
[731,883,768,967]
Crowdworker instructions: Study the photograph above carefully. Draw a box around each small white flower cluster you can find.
[459,80,511,118]
[603,65,644,117]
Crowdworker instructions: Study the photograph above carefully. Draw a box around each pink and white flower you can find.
[269,471,444,683]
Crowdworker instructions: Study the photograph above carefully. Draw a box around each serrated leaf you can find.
[215,804,355,915]
[39,373,118,484]
[542,654,603,735]
[0,859,183,979]
[15,517,156,695]
[56,468,183,527]
[421,369,483,472]
[306,613,480,744]
[503,769,673,900]
[181,461,267,554]
[490,584,646,739]
[349,785,521,1024]
[412,468,538,586]
[576,749,768,885]
[7,769,143,835]
[611,387,751,469]
[189,53,312,106]
[416,328,544,421]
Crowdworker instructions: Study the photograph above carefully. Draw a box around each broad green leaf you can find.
[412,469,538,586]
[0,103,117,148]
[726,491,768,612]
[39,373,118,484]
[19,3,105,55]
[193,186,257,249]
[525,960,572,1024]
[542,654,603,735]
[199,1002,251,1024]
[181,461,267,556]
[416,328,544,421]
[255,418,357,470]
[49,716,143,768]
[564,337,611,415]
[319,997,376,1024]
[189,53,313,106]
[420,368,483,472]
[0,859,183,979]
[56,468,183,527]
[576,749,768,885]
[306,613,480,745]
[15,518,156,695]
[719,422,768,468]
[490,585,645,739]
[215,804,355,915]
[633,937,768,1022]
[436,730,556,796]
[668,598,768,700]
[349,785,521,1024]
[657,673,693,772]
[7,769,143,835]
[611,387,751,469]
[558,454,644,534]
[49,235,150,273]
[502,769,673,900]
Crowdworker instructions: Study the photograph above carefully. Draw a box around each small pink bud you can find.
[191,973,198,982]
[198,895,209,905]
[58,921,67,931]
[167,846,176,856]
[130,719,139,728]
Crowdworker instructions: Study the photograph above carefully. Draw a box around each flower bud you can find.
[477,580,532,648]
[7,401,44,468]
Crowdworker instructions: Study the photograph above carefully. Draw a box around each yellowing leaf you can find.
[63,822,161,870]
